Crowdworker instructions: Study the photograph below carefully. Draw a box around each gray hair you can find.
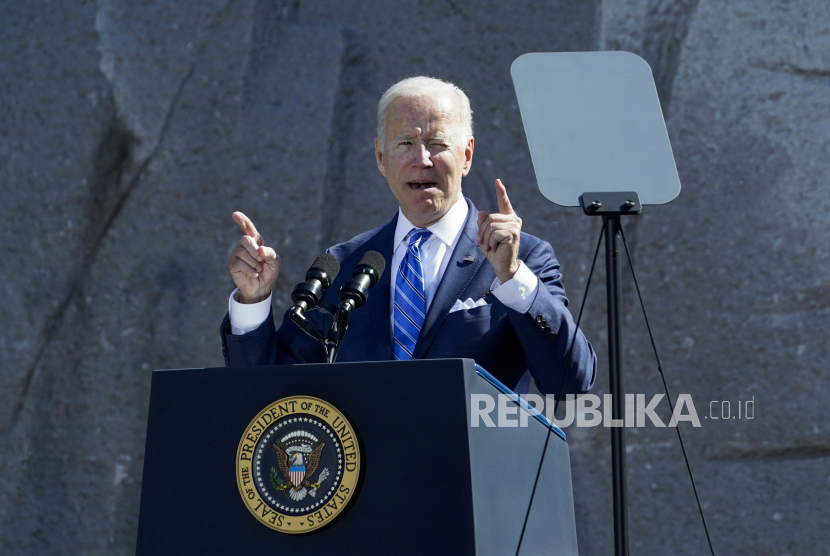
[376,76,474,147]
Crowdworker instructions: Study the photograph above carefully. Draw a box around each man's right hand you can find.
[229,212,281,304]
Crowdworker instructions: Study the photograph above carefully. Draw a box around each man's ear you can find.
[461,136,474,177]
[374,138,387,177]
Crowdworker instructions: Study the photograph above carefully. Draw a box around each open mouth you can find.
[407,181,437,189]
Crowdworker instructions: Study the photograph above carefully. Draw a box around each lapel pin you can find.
[463,255,476,262]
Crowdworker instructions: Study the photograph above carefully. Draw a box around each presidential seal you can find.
[236,396,361,534]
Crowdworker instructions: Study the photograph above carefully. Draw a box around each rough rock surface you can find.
[1,0,828,554]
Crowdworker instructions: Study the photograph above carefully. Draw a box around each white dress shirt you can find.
[229,196,538,336]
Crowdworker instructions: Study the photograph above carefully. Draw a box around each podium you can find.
[136,359,579,555]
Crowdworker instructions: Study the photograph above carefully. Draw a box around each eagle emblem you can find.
[272,429,330,502]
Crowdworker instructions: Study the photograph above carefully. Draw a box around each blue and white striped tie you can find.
[393,228,432,360]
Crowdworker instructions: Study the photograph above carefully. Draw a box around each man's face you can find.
[375,94,474,228]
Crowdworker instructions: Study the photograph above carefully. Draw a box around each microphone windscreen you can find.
[357,250,386,278]
[310,253,340,280]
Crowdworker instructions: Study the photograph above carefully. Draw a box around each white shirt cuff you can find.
[489,261,538,314]
[228,289,272,335]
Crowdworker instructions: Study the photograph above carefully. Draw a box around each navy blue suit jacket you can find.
[220,198,596,396]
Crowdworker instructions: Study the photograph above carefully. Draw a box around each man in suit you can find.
[221,76,596,396]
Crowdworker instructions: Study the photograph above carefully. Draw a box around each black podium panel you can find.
[136,359,577,555]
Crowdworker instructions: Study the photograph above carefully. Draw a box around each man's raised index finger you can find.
[233,211,259,239]
[495,179,514,214]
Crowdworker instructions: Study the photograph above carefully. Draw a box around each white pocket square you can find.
[449,297,488,313]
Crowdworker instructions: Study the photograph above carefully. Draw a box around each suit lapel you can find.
[412,199,484,359]
[341,213,397,361]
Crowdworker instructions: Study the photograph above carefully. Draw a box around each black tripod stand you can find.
[582,191,642,555]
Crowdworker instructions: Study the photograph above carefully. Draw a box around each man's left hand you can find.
[477,179,522,283]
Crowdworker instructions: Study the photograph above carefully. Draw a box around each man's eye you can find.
[399,141,412,146]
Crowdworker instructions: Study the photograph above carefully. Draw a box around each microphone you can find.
[289,253,340,343]
[326,251,386,363]
[338,251,386,312]
[290,253,341,314]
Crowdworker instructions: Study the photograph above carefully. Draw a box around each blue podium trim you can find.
[474,364,567,442]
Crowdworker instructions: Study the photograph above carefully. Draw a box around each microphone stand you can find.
[325,302,353,364]
[287,293,356,364]
[289,301,341,359]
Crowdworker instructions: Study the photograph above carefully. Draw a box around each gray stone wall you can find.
[1,0,827,554]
